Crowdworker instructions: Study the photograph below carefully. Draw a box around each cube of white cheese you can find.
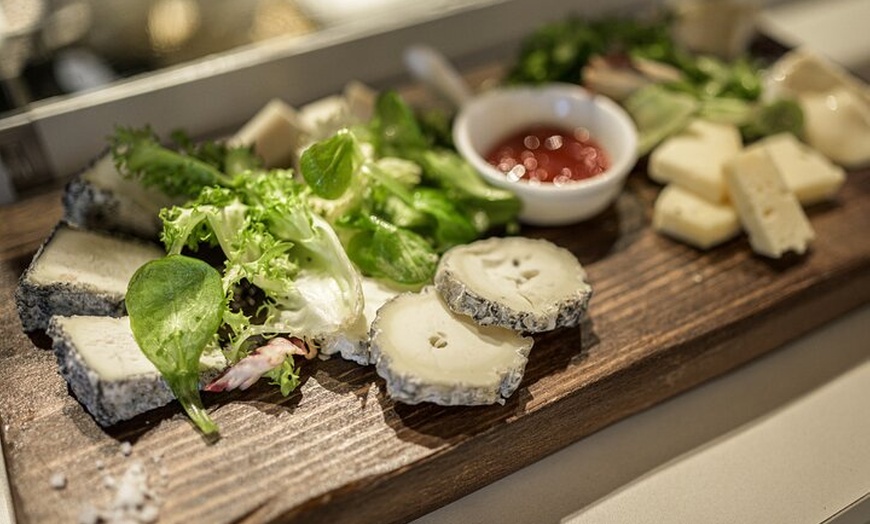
[653,184,741,249]
[343,80,377,123]
[230,99,306,168]
[649,119,743,203]
[749,133,845,205]
[48,316,226,426]
[725,147,815,258]
[16,224,166,332]
[798,87,870,169]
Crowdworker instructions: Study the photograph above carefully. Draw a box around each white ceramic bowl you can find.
[453,83,638,226]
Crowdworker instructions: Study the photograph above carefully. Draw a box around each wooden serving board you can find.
[2,143,870,522]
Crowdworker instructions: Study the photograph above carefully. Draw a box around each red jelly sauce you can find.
[485,125,610,185]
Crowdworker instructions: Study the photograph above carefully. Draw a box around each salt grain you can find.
[82,461,161,524]
[49,472,67,490]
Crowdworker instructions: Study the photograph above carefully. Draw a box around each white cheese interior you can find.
[82,155,177,235]
[653,184,741,250]
[376,288,531,387]
[359,278,405,337]
[649,119,742,202]
[320,277,404,362]
[752,133,845,205]
[764,49,870,168]
[230,99,305,168]
[55,316,225,381]
[29,226,164,294]
[447,237,586,315]
[725,147,815,257]
[798,87,870,169]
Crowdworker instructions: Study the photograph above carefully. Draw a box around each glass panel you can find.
[0,0,464,115]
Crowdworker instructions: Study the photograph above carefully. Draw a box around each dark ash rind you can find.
[16,277,127,334]
[62,153,176,240]
[63,174,124,233]
[368,289,533,406]
[16,225,123,333]
[15,223,164,333]
[371,349,530,406]
[47,316,225,427]
[434,237,593,333]
[318,334,372,366]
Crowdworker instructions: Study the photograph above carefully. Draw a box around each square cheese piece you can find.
[230,99,305,168]
[653,184,741,249]
[750,133,846,205]
[725,148,815,258]
[649,119,742,203]
[48,315,226,426]
[16,224,166,332]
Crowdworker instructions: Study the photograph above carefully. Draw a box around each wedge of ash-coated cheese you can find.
[63,154,179,239]
[653,184,741,249]
[230,99,306,169]
[748,133,846,206]
[725,147,815,258]
[319,277,407,365]
[649,119,742,202]
[16,224,165,332]
[48,316,226,426]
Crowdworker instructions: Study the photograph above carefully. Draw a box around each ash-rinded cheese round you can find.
[370,286,533,406]
[434,237,592,333]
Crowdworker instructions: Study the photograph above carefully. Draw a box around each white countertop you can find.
[415,303,870,524]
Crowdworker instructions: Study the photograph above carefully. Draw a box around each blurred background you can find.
[0,0,866,204]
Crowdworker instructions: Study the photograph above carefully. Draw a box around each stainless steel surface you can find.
[0,0,649,197]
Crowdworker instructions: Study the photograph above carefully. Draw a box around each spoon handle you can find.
[404,45,473,109]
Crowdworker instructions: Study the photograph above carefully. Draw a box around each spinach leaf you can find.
[370,91,430,157]
[417,150,521,229]
[126,255,225,436]
[342,215,438,284]
[300,129,359,199]
[411,188,479,251]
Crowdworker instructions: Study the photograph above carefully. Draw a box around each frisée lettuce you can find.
[301,92,520,284]
[109,90,519,432]
[159,170,364,361]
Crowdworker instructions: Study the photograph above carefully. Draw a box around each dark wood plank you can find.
[1,156,868,523]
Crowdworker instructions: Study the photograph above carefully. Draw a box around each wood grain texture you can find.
[1,159,868,523]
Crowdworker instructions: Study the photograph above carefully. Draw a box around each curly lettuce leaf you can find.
[161,170,363,357]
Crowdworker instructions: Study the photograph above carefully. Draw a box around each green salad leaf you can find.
[505,16,676,85]
[300,129,360,199]
[112,89,520,411]
[111,126,258,198]
[126,255,224,435]
[300,91,520,284]
[160,169,363,359]
[506,13,805,150]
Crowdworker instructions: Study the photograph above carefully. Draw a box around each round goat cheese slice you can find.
[370,286,533,406]
[435,237,592,333]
